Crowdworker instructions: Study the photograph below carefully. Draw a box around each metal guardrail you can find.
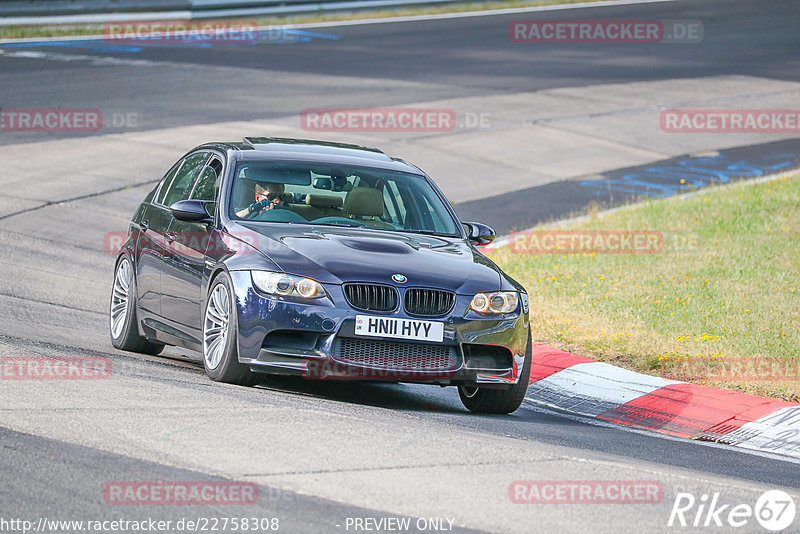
[0,1,355,16]
[0,0,470,22]
[0,1,187,16]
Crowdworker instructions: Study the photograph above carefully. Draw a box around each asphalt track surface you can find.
[1,1,800,532]
[1,0,799,141]
[457,138,800,233]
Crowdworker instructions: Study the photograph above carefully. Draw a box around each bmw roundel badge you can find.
[392,274,407,283]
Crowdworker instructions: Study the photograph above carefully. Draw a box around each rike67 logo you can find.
[668,490,796,531]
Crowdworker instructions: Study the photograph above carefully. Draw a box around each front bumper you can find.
[229,271,529,387]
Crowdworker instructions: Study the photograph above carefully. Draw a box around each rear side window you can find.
[159,151,209,207]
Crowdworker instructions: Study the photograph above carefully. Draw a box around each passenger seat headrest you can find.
[306,194,343,208]
[344,187,383,217]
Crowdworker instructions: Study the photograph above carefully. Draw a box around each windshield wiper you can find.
[313,222,365,228]
[400,229,458,238]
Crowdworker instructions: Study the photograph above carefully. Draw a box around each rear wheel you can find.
[109,256,165,355]
[203,272,260,386]
[458,331,531,414]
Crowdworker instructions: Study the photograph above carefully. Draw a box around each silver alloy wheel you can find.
[204,283,230,370]
[110,258,132,339]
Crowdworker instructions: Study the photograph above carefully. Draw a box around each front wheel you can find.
[109,256,165,355]
[458,331,531,414]
[202,272,260,386]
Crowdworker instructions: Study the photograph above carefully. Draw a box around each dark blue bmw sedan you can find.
[110,137,531,413]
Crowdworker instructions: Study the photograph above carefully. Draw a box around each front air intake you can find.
[332,337,457,371]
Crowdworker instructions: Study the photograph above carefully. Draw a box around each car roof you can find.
[196,137,422,174]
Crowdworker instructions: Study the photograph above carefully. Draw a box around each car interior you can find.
[228,162,461,236]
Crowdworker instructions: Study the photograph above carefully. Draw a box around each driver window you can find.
[161,151,209,207]
[190,157,223,202]
[155,161,182,205]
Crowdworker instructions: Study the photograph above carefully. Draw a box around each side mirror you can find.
[462,221,496,246]
[170,200,214,224]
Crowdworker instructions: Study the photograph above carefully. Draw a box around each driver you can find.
[236,182,287,218]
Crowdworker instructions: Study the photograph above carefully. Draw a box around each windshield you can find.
[229,160,461,236]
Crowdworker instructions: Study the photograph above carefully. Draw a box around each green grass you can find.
[0,0,610,39]
[488,175,800,401]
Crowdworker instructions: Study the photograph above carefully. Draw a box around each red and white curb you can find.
[526,343,800,460]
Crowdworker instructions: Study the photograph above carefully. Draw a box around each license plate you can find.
[354,315,444,342]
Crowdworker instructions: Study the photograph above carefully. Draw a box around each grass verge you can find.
[488,174,800,401]
[0,0,610,40]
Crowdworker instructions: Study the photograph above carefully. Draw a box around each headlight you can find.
[470,291,519,314]
[251,271,326,299]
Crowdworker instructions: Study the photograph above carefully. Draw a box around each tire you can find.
[458,330,532,414]
[202,272,260,386]
[109,256,165,356]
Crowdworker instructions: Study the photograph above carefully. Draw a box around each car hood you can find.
[230,222,501,294]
